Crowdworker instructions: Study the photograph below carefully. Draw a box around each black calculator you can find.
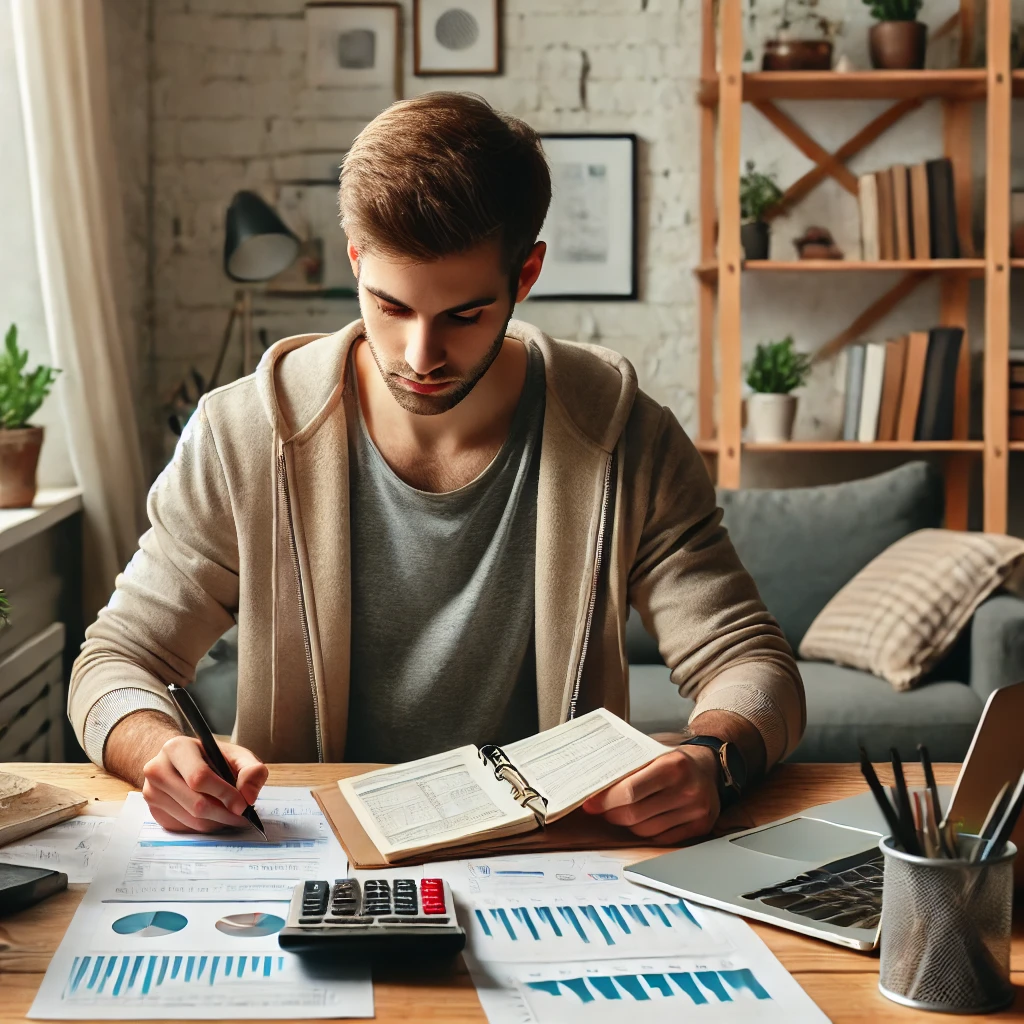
[278,877,466,958]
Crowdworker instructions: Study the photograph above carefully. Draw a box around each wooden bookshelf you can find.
[697,0,1012,532]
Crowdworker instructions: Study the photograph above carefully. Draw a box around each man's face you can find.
[350,239,543,416]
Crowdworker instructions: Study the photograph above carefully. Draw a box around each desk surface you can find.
[2,761,1022,1024]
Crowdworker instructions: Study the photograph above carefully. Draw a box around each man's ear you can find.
[514,241,547,303]
[347,239,360,280]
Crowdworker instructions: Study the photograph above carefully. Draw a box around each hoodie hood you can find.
[254,318,639,452]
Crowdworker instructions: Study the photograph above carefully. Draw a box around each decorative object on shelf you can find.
[834,53,855,72]
[531,134,637,300]
[863,0,927,70]
[0,325,60,509]
[739,161,783,261]
[305,2,401,98]
[744,335,812,442]
[794,226,844,260]
[167,191,300,437]
[761,0,842,70]
[414,0,500,75]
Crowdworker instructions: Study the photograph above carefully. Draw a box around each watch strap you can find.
[679,735,747,806]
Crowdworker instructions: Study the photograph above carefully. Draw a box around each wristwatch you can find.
[679,735,747,807]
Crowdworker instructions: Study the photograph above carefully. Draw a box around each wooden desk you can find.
[3,762,1023,1023]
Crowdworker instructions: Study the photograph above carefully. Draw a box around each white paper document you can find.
[434,853,829,1024]
[29,787,372,1020]
[0,803,119,882]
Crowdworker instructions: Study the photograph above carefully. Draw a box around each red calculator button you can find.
[423,901,446,914]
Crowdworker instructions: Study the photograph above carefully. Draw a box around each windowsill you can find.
[0,487,83,555]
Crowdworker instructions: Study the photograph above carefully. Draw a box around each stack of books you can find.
[858,157,959,261]
[842,328,964,442]
[1011,354,1024,442]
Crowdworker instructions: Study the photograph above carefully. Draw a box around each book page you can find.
[339,746,537,860]
[504,709,669,821]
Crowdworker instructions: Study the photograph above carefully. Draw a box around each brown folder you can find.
[891,165,912,261]
[909,163,931,260]
[896,331,931,441]
[875,169,895,260]
[312,782,755,869]
[876,335,908,442]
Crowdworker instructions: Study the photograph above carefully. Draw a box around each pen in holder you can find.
[878,835,1016,1014]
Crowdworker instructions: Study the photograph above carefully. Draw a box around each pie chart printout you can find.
[111,911,188,938]
[215,913,286,938]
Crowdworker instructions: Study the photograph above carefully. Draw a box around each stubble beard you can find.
[364,311,513,416]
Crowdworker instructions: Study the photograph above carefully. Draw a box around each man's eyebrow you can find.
[365,286,497,315]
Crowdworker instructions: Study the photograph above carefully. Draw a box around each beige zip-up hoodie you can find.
[69,319,805,768]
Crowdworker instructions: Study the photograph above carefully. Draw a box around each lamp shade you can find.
[223,190,300,282]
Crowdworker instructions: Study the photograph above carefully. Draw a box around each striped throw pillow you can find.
[799,529,1024,691]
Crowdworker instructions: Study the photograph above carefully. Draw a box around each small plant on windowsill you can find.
[739,161,784,261]
[744,336,812,442]
[863,0,926,69]
[0,325,60,509]
[0,590,10,628]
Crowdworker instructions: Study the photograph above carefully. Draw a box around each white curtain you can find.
[12,0,147,620]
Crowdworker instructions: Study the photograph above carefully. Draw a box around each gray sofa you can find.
[627,461,1024,762]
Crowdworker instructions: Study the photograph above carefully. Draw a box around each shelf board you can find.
[694,259,984,283]
[1011,442,1024,452]
[699,69,989,105]
[696,439,984,453]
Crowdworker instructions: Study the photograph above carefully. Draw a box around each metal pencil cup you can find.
[878,835,1016,1014]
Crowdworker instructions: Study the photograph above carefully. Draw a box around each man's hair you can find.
[339,92,551,282]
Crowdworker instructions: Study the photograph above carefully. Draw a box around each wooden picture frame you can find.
[305,1,402,100]
[530,134,639,301]
[413,0,501,76]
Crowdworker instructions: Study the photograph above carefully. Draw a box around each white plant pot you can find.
[747,393,797,442]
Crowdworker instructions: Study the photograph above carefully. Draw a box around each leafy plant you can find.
[0,325,60,429]
[745,336,813,394]
[862,0,922,22]
[740,161,784,222]
[772,0,844,38]
[0,590,10,627]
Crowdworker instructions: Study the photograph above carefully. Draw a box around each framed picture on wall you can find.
[414,0,501,75]
[530,134,638,301]
[305,1,401,97]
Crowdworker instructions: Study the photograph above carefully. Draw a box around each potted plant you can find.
[762,0,843,70]
[863,0,927,70]
[0,325,60,508]
[744,335,812,442]
[740,161,784,260]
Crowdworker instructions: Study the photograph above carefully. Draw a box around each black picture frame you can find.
[530,133,638,302]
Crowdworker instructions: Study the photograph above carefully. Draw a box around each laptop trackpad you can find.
[730,816,879,862]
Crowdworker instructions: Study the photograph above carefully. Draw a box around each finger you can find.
[646,815,719,846]
[143,781,238,834]
[165,738,249,816]
[149,761,250,828]
[582,753,688,813]
[600,784,691,829]
[627,802,714,841]
[226,748,268,806]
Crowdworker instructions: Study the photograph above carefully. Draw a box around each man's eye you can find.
[378,305,407,318]
[451,310,483,325]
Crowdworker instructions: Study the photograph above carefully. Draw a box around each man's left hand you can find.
[581,746,721,844]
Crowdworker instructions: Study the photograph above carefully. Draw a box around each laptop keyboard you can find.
[741,847,883,931]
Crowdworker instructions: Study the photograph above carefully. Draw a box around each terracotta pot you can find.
[762,39,833,71]
[0,427,43,508]
[741,221,771,260]
[747,394,797,443]
[869,21,927,70]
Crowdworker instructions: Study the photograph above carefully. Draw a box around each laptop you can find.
[623,681,1024,950]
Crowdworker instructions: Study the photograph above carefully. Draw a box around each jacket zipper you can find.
[567,454,613,720]
[278,451,324,761]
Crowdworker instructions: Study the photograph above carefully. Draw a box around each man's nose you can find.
[404,321,446,377]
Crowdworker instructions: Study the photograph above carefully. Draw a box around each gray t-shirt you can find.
[344,343,544,763]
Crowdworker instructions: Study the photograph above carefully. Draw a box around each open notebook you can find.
[327,709,669,865]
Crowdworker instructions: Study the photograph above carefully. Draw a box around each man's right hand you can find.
[104,709,268,833]
[143,734,268,833]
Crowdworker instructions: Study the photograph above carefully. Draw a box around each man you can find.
[69,93,804,842]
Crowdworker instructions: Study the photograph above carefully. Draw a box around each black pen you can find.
[859,747,908,851]
[981,770,1024,863]
[889,748,920,855]
[918,745,949,857]
[167,682,267,839]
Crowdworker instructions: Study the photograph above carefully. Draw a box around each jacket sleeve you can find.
[68,396,240,767]
[627,407,806,768]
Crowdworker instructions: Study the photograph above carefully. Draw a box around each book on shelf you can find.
[315,709,668,867]
[909,163,931,260]
[842,343,867,441]
[896,331,931,442]
[915,327,964,441]
[1012,354,1024,441]
[876,335,908,442]
[857,342,888,442]
[858,174,880,261]
[875,169,896,260]
[926,158,960,259]
[891,165,912,261]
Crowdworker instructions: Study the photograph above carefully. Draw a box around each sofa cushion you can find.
[790,661,982,763]
[628,664,694,734]
[716,461,944,650]
[800,530,1024,690]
